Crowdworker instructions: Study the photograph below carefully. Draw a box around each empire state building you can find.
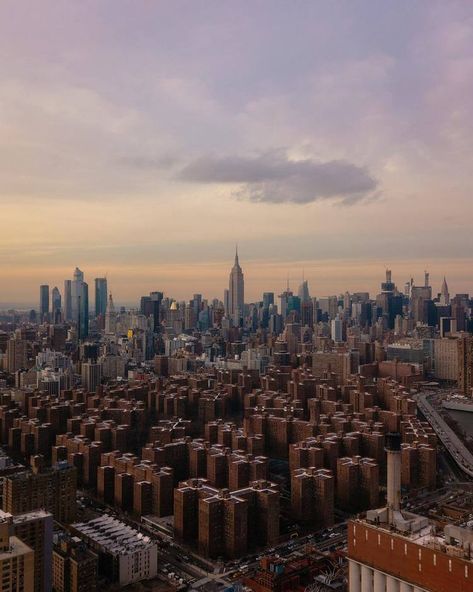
[228,247,244,325]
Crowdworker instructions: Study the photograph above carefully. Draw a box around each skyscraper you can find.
[297,279,310,303]
[150,291,163,333]
[94,277,108,318]
[51,287,62,324]
[104,293,116,334]
[71,268,88,339]
[64,280,72,321]
[440,276,450,305]
[39,285,49,322]
[228,247,244,326]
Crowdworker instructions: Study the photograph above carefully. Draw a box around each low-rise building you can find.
[71,515,157,586]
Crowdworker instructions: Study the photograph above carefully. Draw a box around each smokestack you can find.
[385,432,401,520]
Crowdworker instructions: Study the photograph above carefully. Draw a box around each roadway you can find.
[414,392,473,478]
[219,522,348,588]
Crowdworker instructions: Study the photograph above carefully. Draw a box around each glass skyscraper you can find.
[94,277,108,318]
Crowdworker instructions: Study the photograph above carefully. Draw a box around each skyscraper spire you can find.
[228,248,244,325]
[440,276,450,305]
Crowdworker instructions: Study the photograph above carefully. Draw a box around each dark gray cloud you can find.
[177,152,378,204]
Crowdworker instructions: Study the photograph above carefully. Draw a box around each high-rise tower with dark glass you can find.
[94,277,108,318]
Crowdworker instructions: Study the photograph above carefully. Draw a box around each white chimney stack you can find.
[385,433,402,522]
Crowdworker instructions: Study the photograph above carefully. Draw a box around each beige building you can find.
[6,335,27,374]
[433,337,459,381]
[0,515,34,592]
[52,534,97,592]
[312,350,353,384]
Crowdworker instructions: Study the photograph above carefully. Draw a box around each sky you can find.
[1,1,473,305]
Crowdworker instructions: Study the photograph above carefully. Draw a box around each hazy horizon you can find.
[1,255,471,308]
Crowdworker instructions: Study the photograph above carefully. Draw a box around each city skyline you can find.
[0,256,469,309]
[1,1,473,302]
[2,3,473,591]
[0,260,470,309]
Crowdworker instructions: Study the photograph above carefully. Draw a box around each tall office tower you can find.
[279,286,293,320]
[376,269,403,329]
[261,292,275,328]
[150,291,163,332]
[94,277,107,318]
[381,269,395,292]
[300,300,314,327]
[104,294,116,334]
[262,292,274,308]
[297,279,310,303]
[228,247,244,326]
[184,303,194,331]
[192,294,202,325]
[223,289,229,316]
[71,268,89,339]
[2,509,53,592]
[39,284,49,322]
[451,294,467,331]
[410,274,432,324]
[81,360,102,393]
[6,334,27,373]
[440,276,450,305]
[0,515,34,592]
[51,287,62,324]
[331,316,344,342]
[63,280,72,321]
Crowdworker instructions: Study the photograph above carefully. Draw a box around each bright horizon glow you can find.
[0,257,470,308]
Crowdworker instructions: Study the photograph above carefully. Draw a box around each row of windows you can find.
[352,526,470,579]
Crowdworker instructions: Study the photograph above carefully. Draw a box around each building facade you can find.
[228,248,244,326]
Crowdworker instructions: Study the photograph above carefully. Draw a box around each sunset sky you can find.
[1,1,473,305]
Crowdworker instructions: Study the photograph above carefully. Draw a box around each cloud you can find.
[118,155,179,169]
[177,152,378,204]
